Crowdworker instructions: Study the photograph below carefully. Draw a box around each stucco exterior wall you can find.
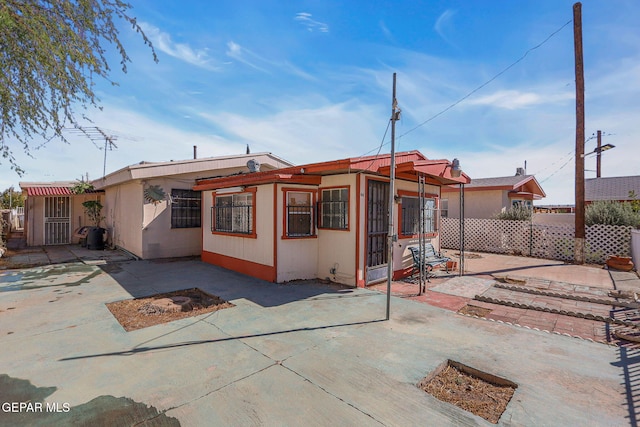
[202,184,276,280]
[199,172,447,286]
[533,213,575,225]
[443,189,505,219]
[276,184,319,282]
[104,181,143,258]
[316,175,357,285]
[140,177,202,259]
[26,197,44,246]
[25,194,102,246]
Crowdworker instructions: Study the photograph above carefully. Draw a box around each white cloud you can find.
[225,41,315,80]
[226,41,269,72]
[379,21,394,42]
[467,90,574,110]
[1,105,245,189]
[295,12,329,33]
[140,22,219,70]
[199,101,381,164]
[434,9,457,47]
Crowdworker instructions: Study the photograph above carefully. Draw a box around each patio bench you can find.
[408,244,451,282]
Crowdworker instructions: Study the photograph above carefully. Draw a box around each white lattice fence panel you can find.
[441,217,459,248]
[466,218,507,253]
[442,218,531,254]
[530,224,574,261]
[441,218,632,264]
[586,224,632,263]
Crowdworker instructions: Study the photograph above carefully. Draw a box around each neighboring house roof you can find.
[94,152,294,189]
[585,175,640,202]
[441,173,546,200]
[194,151,471,191]
[19,182,102,197]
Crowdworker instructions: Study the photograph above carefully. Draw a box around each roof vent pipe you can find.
[193,145,197,159]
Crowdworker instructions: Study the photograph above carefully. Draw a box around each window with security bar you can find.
[319,188,348,229]
[441,199,449,218]
[171,189,201,228]
[401,196,436,235]
[286,191,314,237]
[212,193,253,234]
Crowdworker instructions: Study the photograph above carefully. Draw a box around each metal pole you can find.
[573,2,586,264]
[418,174,426,295]
[386,73,398,321]
[596,130,602,178]
[459,183,465,276]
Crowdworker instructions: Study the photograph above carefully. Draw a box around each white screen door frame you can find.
[44,196,71,245]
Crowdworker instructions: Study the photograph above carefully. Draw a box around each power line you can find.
[532,149,574,176]
[355,118,392,174]
[356,17,573,158]
[535,132,616,182]
[538,154,575,184]
[397,18,573,142]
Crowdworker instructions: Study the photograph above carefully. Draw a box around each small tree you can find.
[81,200,105,227]
[495,205,532,221]
[1,0,157,175]
[585,200,640,227]
[70,181,104,227]
[0,187,24,209]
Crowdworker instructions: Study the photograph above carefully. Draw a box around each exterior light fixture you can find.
[581,143,615,157]
[451,158,462,178]
[216,186,245,194]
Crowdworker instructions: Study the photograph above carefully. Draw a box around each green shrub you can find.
[585,200,640,227]
[495,206,532,221]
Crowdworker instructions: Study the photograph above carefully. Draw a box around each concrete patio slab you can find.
[0,258,637,426]
[429,276,495,298]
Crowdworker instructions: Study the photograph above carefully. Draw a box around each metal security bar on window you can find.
[286,204,314,236]
[171,189,201,228]
[401,197,436,235]
[319,200,348,229]
[441,199,449,218]
[212,204,253,234]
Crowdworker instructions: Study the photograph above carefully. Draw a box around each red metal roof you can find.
[193,151,469,191]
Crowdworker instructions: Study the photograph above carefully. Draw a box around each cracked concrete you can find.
[0,258,636,426]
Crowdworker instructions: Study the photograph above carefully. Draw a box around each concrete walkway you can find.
[371,250,640,345]
[1,243,134,269]
[0,257,638,425]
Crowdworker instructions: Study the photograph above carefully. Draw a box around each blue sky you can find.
[2,0,639,205]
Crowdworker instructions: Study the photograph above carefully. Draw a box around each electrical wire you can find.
[356,17,573,157]
[535,132,615,182]
[538,155,575,183]
[354,118,392,174]
[397,18,573,141]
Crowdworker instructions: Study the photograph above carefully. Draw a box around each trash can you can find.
[86,227,105,250]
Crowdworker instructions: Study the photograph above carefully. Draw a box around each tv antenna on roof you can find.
[66,126,118,179]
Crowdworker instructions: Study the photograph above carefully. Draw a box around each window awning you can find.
[25,187,102,196]
[377,160,471,185]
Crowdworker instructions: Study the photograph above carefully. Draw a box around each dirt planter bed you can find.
[106,288,234,331]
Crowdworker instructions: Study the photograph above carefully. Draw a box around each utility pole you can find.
[596,130,602,178]
[573,2,585,265]
[386,73,400,321]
